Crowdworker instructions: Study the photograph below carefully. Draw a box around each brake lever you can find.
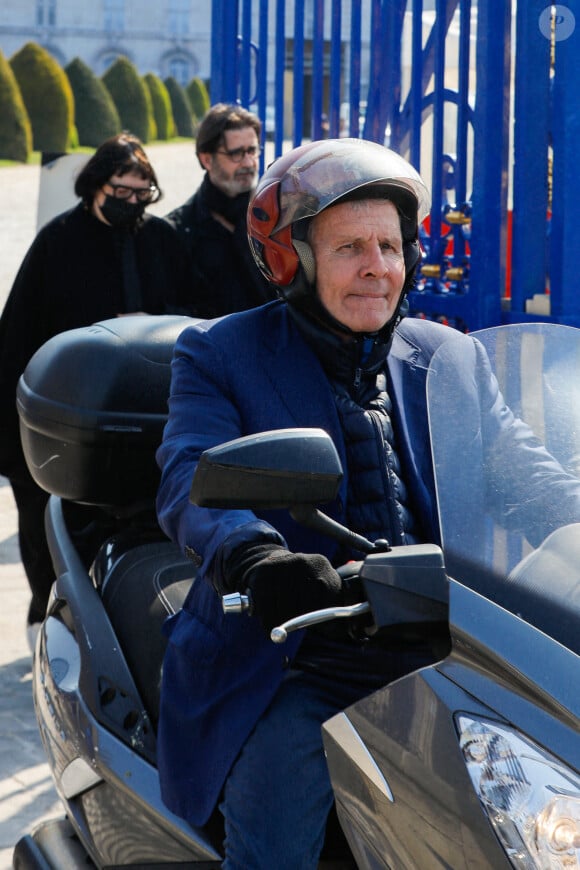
[270,601,370,644]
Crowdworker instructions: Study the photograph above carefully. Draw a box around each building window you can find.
[104,0,125,33]
[36,0,57,27]
[168,0,189,38]
[169,57,190,86]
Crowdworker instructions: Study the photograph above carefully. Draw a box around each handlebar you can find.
[222,592,251,614]
[221,589,370,644]
[221,544,448,645]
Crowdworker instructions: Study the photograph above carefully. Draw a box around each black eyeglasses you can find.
[216,145,262,163]
[105,182,161,204]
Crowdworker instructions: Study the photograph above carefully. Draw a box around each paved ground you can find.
[0,141,207,868]
[0,478,60,869]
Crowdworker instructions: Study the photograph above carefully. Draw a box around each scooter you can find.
[12,315,580,869]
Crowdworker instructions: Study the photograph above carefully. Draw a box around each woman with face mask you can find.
[0,132,195,648]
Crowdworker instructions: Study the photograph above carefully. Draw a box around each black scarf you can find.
[201,174,251,227]
[287,304,391,402]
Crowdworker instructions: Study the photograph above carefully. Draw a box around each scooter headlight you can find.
[456,715,580,869]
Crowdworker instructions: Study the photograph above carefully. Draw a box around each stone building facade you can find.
[0,0,211,85]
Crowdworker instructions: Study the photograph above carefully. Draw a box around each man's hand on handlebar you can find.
[226,542,344,635]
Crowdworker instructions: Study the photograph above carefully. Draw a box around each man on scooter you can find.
[156,138,580,868]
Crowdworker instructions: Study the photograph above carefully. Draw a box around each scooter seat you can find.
[99,539,195,727]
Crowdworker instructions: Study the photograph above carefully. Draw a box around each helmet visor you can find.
[273,138,431,234]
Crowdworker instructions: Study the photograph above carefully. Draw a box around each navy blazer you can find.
[155,301,580,826]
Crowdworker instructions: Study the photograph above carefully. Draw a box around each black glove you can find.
[227,542,343,634]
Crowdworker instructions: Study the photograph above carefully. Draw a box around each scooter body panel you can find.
[323,579,580,869]
[32,604,222,867]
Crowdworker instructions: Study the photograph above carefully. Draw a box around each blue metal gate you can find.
[210,0,580,332]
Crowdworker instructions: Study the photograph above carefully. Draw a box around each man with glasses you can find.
[166,103,277,317]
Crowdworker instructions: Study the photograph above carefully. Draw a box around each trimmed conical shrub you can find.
[141,76,158,142]
[0,48,32,162]
[164,77,193,138]
[186,77,210,122]
[65,57,121,147]
[102,56,151,143]
[10,42,75,153]
[144,72,174,140]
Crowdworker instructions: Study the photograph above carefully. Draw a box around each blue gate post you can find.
[361,0,381,140]
[292,1,305,146]
[211,0,239,104]
[274,0,286,157]
[426,0,447,278]
[509,0,551,320]
[239,0,253,107]
[256,0,269,158]
[409,0,424,171]
[469,0,511,329]
[549,6,580,326]
[343,0,362,142]
[363,0,404,144]
[450,0,471,273]
[209,0,223,102]
[329,0,342,138]
[311,0,325,142]
[380,1,405,146]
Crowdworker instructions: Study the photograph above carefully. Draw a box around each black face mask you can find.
[100,195,145,230]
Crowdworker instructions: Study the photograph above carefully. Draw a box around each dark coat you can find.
[165,181,276,317]
[0,203,195,479]
[155,302,580,826]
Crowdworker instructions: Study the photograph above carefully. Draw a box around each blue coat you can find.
[155,301,579,826]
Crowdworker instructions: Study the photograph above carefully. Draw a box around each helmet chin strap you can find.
[291,276,411,345]
[398,297,410,318]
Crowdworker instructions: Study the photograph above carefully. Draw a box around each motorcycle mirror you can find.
[190,428,344,509]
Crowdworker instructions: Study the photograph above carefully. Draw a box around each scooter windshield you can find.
[426,322,580,613]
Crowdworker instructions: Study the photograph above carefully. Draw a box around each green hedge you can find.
[142,76,158,142]
[10,42,75,153]
[102,56,151,143]
[65,57,121,147]
[0,48,32,162]
[186,77,210,123]
[144,73,174,140]
[164,77,194,138]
